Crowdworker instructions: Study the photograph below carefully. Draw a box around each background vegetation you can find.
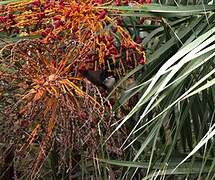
[0,0,215,179]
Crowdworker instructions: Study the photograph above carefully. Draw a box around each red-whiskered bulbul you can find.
[79,66,116,90]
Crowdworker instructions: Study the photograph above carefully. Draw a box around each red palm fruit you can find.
[38,12,45,19]
[129,43,136,49]
[98,10,106,20]
[109,45,116,51]
[138,57,145,65]
[54,20,63,28]
[107,35,114,42]
[109,49,118,55]
[0,16,6,23]
[105,49,110,56]
[124,0,129,5]
[106,42,112,49]
[76,5,80,13]
[121,43,127,49]
[8,12,14,20]
[140,45,145,51]
[65,11,71,18]
[140,17,145,24]
[139,0,146,4]
[116,17,122,26]
[79,111,87,120]
[115,0,121,6]
[41,28,51,37]
[53,15,61,21]
[135,36,142,44]
[32,0,41,6]
[44,4,50,9]
[109,98,115,106]
[146,0,152,3]
[59,0,65,6]
[95,0,103,4]
[45,0,50,4]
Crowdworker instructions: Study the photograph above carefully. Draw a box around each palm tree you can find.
[0,0,215,179]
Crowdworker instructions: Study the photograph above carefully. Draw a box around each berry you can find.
[115,0,121,6]
[139,0,145,4]
[32,0,41,6]
[95,0,103,4]
[98,10,106,20]
[138,57,145,65]
[135,36,142,44]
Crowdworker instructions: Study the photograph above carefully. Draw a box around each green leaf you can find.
[99,4,215,17]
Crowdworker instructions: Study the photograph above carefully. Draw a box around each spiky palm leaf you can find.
[103,3,215,180]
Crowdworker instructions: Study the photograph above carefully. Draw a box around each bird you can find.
[79,66,116,90]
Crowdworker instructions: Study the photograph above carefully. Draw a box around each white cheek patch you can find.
[103,77,116,89]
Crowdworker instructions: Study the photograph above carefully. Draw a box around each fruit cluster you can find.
[0,0,147,72]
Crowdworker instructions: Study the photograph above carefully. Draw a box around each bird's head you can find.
[78,65,116,90]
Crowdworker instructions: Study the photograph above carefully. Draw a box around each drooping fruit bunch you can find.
[0,0,146,73]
